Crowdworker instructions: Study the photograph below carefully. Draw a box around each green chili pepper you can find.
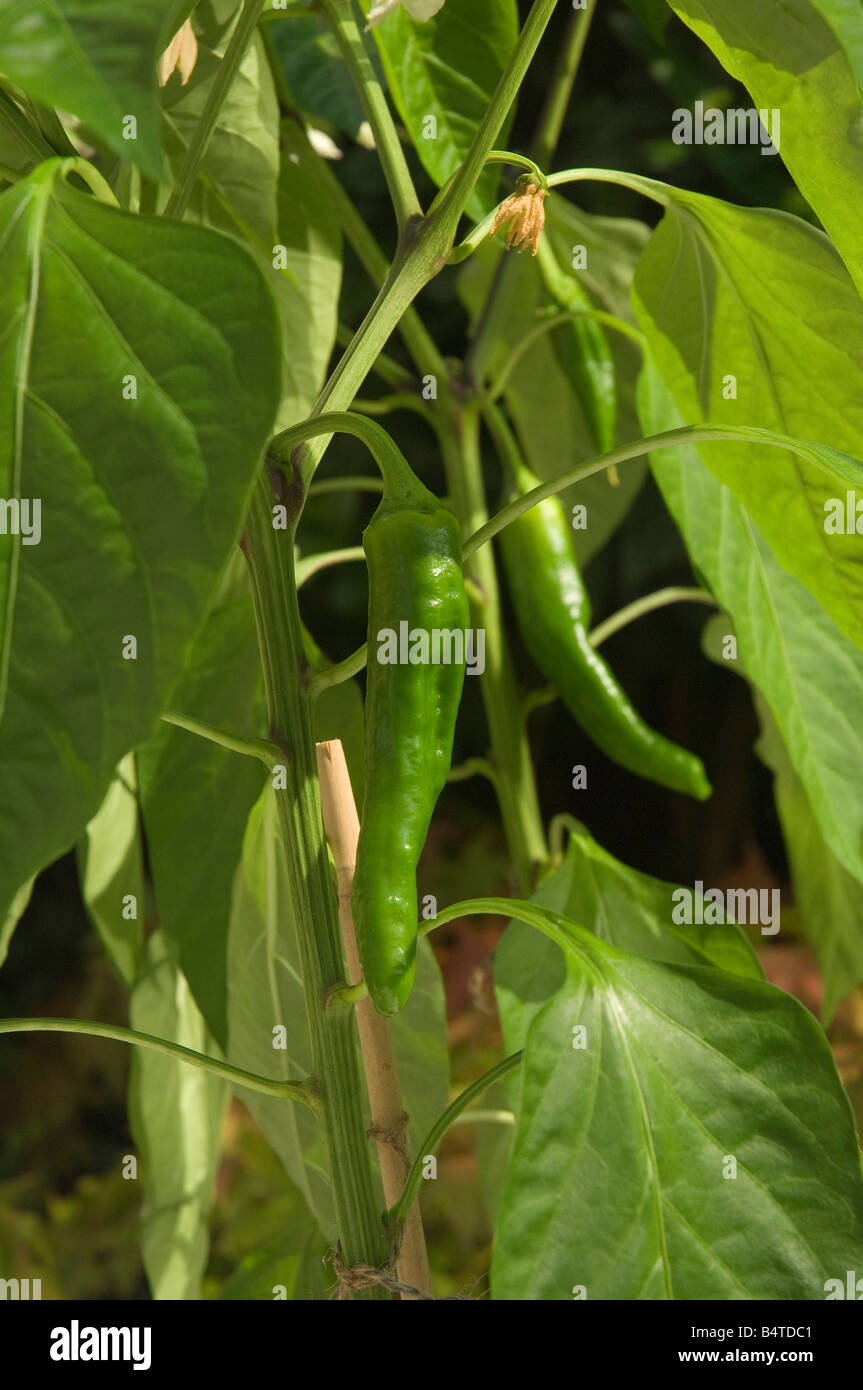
[537,239,617,460]
[499,461,711,801]
[353,477,469,1016]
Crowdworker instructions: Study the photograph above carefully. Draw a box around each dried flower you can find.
[367,0,445,29]
[157,19,198,88]
[489,177,546,257]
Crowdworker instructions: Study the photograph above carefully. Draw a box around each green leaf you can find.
[388,937,450,1153]
[0,0,177,179]
[77,753,145,991]
[809,1,863,83]
[620,0,671,43]
[313,665,367,811]
[493,913,863,1299]
[755,698,863,1022]
[129,930,227,1300]
[266,11,367,137]
[0,160,281,926]
[219,1219,330,1300]
[226,783,334,1235]
[138,554,266,1049]
[638,358,863,896]
[160,0,280,249]
[273,120,343,430]
[495,824,762,1067]
[0,873,33,971]
[363,0,519,221]
[632,190,863,655]
[666,0,863,297]
[160,12,341,432]
[474,1082,515,1227]
[0,88,54,179]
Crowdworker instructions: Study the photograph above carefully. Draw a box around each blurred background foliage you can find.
[2,0,861,1300]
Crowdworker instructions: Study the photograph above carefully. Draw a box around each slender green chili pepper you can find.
[499,460,711,801]
[537,239,617,460]
[353,474,469,1016]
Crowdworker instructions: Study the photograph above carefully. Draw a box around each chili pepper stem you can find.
[244,471,389,1299]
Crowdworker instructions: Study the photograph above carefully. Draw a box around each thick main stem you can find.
[243,471,388,1299]
[441,406,547,894]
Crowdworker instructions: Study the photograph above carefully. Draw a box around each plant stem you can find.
[268,408,421,496]
[296,546,366,587]
[0,1018,316,1105]
[243,470,388,1297]
[161,710,280,767]
[451,1108,515,1128]
[484,149,547,184]
[546,168,669,204]
[336,324,414,388]
[386,1052,523,1232]
[164,0,262,219]
[464,423,839,558]
[353,393,440,428]
[463,0,595,385]
[427,0,558,246]
[306,475,384,498]
[309,642,369,696]
[319,0,421,233]
[532,0,599,170]
[590,587,718,649]
[441,406,548,893]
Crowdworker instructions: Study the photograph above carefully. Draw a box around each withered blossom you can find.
[157,19,198,88]
[489,178,546,256]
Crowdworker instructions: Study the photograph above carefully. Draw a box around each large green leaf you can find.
[77,753,145,991]
[138,554,266,1050]
[160,8,341,431]
[363,0,519,221]
[160,0,279,249]
[632,188,863,655]
[639,359,863,901]
[273,120,343,430]
[756,697,863,1021]
[667,0,863,297]
[493,913,863,1299]
[495,824,762,1071]
[129,930,227,1300]
[0,160,281,926]
[0,0,177,178]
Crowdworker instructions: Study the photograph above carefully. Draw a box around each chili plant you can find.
[2,0,863,1303]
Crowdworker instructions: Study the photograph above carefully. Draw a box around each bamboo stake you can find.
[316,739,432,1299]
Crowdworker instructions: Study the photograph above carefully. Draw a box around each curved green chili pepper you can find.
[499,461,711,801]
[353,476,469,1016]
